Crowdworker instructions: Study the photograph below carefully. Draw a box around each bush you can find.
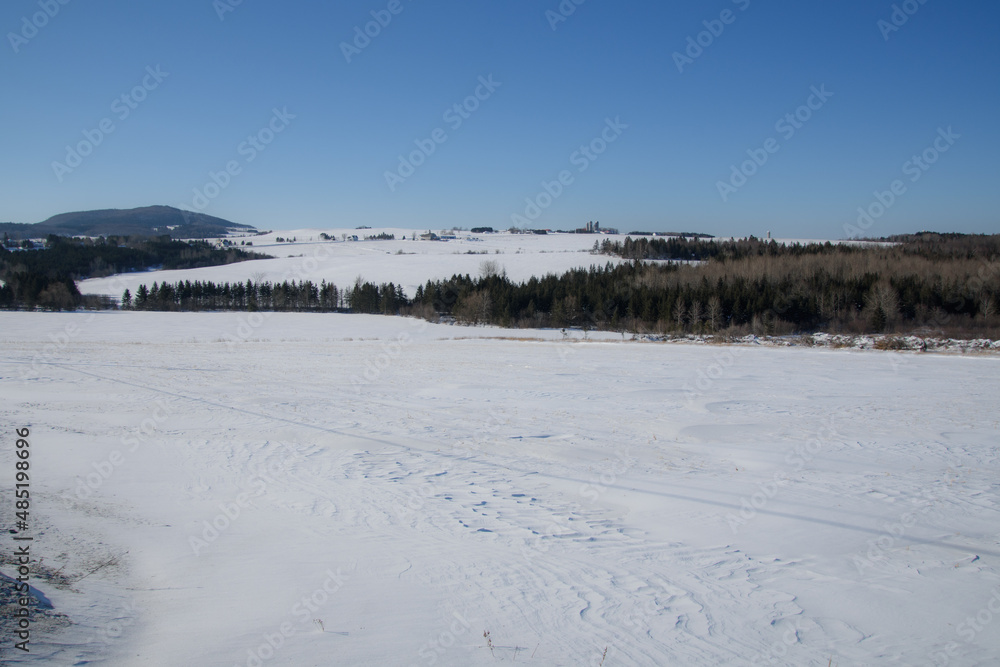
[874,336,909,351]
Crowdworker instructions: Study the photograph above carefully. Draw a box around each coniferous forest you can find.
[115,233,1000,338]
[121,277,405,315]
[4,232,998,339]
[410,233,999,337]
[0,235,269,310]
[404,234,998,337]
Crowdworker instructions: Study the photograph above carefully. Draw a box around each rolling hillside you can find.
[0,206,256,240]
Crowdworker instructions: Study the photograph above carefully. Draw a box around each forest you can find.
[405,233,999,337]
[122,277,405,315]
[117,233,1000,338]
[0,235,269,310]
[6,232,999,339]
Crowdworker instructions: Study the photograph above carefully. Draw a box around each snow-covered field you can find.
[80,230,629,301]
[78,229,876,301]
[2,310,999,666]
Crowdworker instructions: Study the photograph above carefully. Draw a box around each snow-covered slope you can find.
[77,230,884,302]
[2,312,998,665]
[80,230,625,301]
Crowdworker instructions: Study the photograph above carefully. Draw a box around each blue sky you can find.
[1,0,997,237]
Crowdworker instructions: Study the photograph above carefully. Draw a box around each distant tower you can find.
[595,221,600,232]
[767,231,771,239]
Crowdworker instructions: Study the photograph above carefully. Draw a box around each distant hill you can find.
[0,206,256,240]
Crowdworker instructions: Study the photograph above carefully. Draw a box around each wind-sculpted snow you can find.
[1,312,998,665]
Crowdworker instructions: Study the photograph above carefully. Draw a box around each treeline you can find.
[94,233,1000,338]
[888,232,1000,261]
[0,235,271,310]
[8,230,1000,338]
[595,235,867,262]
[0,264,82,310]
[599,232,1000,264]
[125,278,407,315]
[8,234,270,279]
[409,235,1000,336]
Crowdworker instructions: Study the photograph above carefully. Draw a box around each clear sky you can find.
[1,0,997,237]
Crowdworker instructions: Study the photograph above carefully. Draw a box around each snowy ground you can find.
[80,230,628,301]
[78,229,877,302]
[2,311,999,666]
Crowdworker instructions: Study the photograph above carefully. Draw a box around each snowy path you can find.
[1,312,999,665]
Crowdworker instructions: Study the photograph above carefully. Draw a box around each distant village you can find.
[215,222,717,249]
[212,221,720,251]
[420,221,621,239]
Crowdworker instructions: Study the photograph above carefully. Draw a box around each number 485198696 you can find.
[15,428,30,528]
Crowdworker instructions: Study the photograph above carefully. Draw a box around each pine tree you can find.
[136,284,149,309]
